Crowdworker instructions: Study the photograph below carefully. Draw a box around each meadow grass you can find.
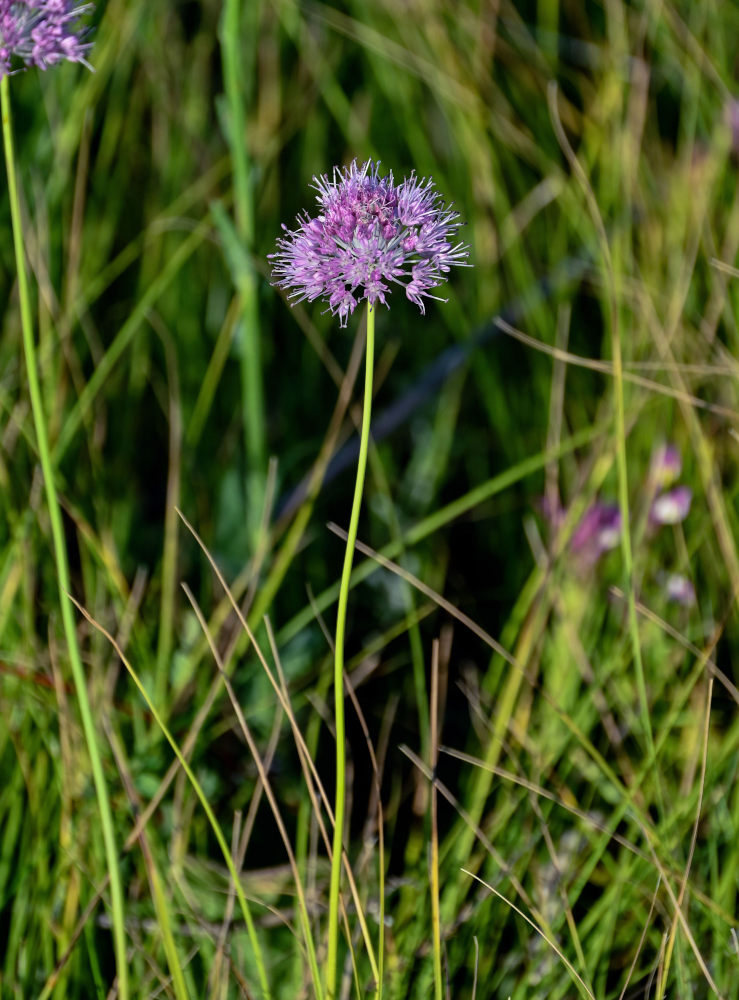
[1,0,739,997]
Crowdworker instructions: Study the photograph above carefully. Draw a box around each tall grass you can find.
[1,1,739,997]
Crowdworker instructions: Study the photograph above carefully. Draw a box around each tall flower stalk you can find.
[325,300,375,997]
[271,159,469,997]
[1,8,127,998]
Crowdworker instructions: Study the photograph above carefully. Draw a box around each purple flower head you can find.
[649,443,682,489]
[650,486,692,526]
[571,502,621,569]
[539,496,620,571]
[0,1,94,78]
[269,159,470,327]
[664,573,696,607]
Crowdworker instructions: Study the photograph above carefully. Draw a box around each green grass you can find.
[2,0,739,997]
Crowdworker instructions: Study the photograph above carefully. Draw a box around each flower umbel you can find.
[0,1,94,78]
[270,159,470,326]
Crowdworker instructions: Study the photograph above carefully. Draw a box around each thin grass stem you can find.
[429,639,443,1000]
[53,216,211,464]
[219,0,266,542]
[70,596,273,1000]
[0,74,128,1000]
[547,81,662,814]
[183,584,323,1000]
[326,303,375,1000]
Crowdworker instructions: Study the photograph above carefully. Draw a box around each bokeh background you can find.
[2,1,739,997]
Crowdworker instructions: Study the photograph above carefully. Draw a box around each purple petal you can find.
[665,574,696,607]
[650,443,682,487]
[0,1,94,77]
[650,486,692,526]
[571,502,621,567]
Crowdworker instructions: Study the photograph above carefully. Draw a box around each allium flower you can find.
[0,1,93,78]
[270,159,469,326]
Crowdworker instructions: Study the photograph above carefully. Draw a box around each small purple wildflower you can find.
[649,443,682,489]
[270,159,470,327]
[541,496,621,572]
[650,486,692,526]
[0,1,93,78]
[571,502,621,568]
[664,573,696,607]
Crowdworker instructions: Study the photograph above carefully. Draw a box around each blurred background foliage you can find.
[2,0,739,997]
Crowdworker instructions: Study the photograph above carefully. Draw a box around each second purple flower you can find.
[270,158,470,326]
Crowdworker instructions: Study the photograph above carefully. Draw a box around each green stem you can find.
[612,301,663,815]
[547,82,661,814]
[1,76,128,999]
[219,0,266,541]
[429,645,443,1000]
[326,303,375,1000]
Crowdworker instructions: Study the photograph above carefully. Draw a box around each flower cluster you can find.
[648,444,692,527]
[270,159,469,326]
[541,442,696,606]
[570,502,621,567]
[0,1,93,78]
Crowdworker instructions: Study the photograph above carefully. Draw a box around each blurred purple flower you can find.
[270,159,470,326]
[650,486,692,526]
[539,497,621,570]
[650,443,682,488]
[0,1,93,77]
[665,573,696,607]
[571,503,621,567]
